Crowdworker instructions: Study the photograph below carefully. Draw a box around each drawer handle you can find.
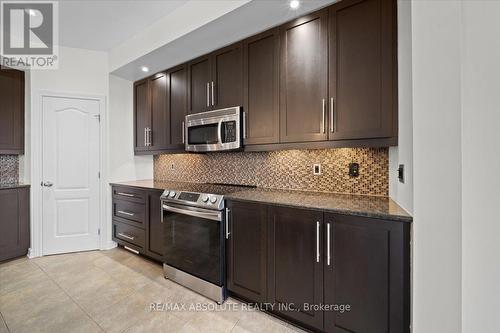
[117,192,135,197]
[118,210,134,216]
[118,232,135,240]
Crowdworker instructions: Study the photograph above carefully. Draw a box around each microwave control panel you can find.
[222,121,237,143]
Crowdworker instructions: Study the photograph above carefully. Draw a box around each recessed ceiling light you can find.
[290,0,300,9]
[141,66,149,73]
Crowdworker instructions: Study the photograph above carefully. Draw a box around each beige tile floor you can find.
[0,248,305,333]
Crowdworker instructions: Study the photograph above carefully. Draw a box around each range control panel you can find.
[160,190,225,210]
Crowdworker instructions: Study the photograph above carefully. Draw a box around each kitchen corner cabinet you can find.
[226,200,410,333]
[188,43,243,114]
[134,66,187,155]
[279,10,329,143]
[328,0,397,141]
[0,187,30,262]
[0,66,25,154]
[226,201,268,303]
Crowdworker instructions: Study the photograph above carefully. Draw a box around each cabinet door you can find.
[212,43,243,109]
[280,10,328,143]
[168,64,188,147]
[0,187,30,262]
[268,206,324,330]
[134,79,151,152]
[243,29,280,145]
[150,72,169,151]
[188,56,211,114]
[328,0,396,140]
[0,68,24,154]
[145,190,164,261]
[226,201,268,303]
[324,213,410,333]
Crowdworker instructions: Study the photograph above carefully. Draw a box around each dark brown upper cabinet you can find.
[279,10,329,143]
[150,72,169,151]
[323,213,410,333]
[243,29,280,145]
[0,187,30,262]
[187,55,212,114]
[167,64,188,148]
[0,67,25,155]
[226,201,268,303]
[328,0,397,141]
[134,66,187,155]
[212,43,243,110]
[188,43,243,114]
[268,206,324,331]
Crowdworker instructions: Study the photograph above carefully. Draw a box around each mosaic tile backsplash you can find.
[154,148,389,196]
[0,155,19,185]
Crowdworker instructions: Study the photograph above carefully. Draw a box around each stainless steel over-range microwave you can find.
[184,106,244,152]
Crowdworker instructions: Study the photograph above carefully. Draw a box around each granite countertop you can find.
[226,188,412,223]
[111,180,412,223]
[0,183,31,189]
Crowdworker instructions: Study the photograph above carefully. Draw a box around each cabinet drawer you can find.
[113,199,145,227]
[112,221,145,250]
[112,186,146,204]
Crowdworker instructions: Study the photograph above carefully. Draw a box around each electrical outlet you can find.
[349,163,360,177]
[398,164,405,183]
[170,163,175,170]
[313,164,322,175]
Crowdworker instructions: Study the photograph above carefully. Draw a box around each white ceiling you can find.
[59,0,189,51]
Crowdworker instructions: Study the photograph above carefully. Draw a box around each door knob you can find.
[42,181,53,187]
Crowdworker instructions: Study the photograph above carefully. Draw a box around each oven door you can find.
[162,202,224,286]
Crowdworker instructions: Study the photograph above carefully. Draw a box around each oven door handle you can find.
[162,203,222,222]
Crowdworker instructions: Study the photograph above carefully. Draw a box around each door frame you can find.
[30,91,108,257]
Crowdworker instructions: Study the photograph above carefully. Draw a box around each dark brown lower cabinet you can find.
[268,206,325,330]
[0,186,30,262]
[226,201,268,303]
[111,185,165,262]
[227,200,410,333]
[145,189,164,261]
[324,213,410,333]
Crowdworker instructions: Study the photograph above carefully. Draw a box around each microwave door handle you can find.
[217,120,223,145]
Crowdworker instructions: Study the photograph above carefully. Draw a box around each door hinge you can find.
[98,171,100,179]
[98,228,101,236]
[94,114,101,122]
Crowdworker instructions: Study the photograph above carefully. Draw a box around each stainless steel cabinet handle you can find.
[211,81,215,106]
[225,208,231,239]
[182,121,185,144]
[330,97,335,133]
[118,233,134,241]
[117,192,134,197]
[207,82,210,107]
[316,221,320,263]
[118,210,134,216]
[144,128,147,147]
[327,222,331,266]
[42,181,53,187]
[148,127,152,146]
[242,111,247,139]
[322,99,326,133]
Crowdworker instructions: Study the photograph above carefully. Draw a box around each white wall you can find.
[389,0,413,215]
[411,1,463,332]
[106,75,153,249]
[461,1,500,332]
[28,46,110,256]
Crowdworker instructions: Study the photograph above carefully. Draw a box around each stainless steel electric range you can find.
[160,183,250,304]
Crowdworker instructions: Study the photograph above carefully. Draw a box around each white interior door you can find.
[42,95,101,255]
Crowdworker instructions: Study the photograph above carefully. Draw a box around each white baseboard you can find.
[101,241,117,251]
